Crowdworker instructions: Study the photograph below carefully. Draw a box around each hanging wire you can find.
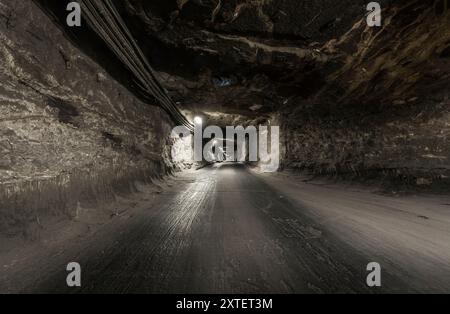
[79,0,194,131]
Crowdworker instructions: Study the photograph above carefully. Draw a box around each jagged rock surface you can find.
[1,0,450,237]
[118,0,450,187]
[0,1,177,236]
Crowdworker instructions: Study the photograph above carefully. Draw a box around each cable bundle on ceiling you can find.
[79,0,194,131]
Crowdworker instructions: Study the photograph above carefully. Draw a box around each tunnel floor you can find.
[1,163,450,293]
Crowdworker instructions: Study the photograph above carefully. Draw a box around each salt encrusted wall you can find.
[283,101,450,187]
[283,3,450,188]
[0,1,178,236]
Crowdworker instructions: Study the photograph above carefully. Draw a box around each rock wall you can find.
[283,2,450,188]
[0,1,177,236]
[283,101,450,187]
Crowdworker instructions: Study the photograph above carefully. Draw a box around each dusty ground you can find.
[0,163,449,294]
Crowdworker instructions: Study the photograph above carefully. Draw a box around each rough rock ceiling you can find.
[37,0,449,127]
[114,0,398,123]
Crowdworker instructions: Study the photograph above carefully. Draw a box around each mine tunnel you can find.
[0,0,449,295]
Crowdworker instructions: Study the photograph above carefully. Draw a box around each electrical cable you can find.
[79,0,194,131]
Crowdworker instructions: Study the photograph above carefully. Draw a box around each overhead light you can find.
[194,116,203,124]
